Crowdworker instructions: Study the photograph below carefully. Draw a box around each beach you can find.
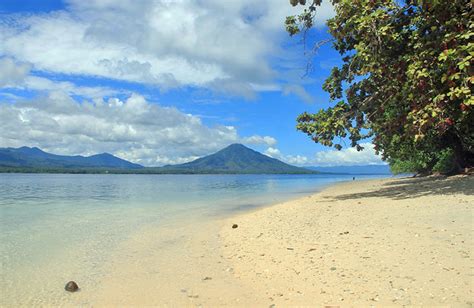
[221,175,474,306]
[1,174,472,306]
[83,175,473,306]
[2,173,376,306]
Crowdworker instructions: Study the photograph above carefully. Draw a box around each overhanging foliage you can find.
[286,0,473,174]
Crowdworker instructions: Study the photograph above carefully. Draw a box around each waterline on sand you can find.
[1,173,389,305]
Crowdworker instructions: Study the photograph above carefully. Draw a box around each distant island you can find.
[0,144,317,174]
[0,146,143,170]
[308,165,391,175]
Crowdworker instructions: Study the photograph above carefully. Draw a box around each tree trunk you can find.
[446,131,471,174]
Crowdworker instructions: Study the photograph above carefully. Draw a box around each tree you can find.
[286,0,473,174]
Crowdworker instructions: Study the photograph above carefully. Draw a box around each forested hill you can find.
[161,144,315,174]
[0,146,143,169]
[0,145,316,174]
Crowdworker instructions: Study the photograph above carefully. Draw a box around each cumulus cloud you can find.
[243,135,277,147]
[0,92,277,166]
[264,147,281,157]
[0,0,335,97]
[0,57,31,87]
[23,76,123,99]
[265,143,384,166]
[264,147,309,165]
[0,57,123,99]
[312,143,384,166]
[285,154,310,165]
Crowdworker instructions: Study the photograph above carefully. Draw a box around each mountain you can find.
[0,145,392,175]
[0,146,143,169]
[308,164,392,175]
[161,144,315,174]
[0,144,314,174]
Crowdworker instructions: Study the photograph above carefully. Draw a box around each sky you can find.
[0,0,385,167]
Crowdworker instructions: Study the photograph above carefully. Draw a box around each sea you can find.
[0,173,389,305]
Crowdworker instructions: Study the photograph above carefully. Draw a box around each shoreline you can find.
[3,175,472,306]
[54,177,374,306]
[220,175,473,306]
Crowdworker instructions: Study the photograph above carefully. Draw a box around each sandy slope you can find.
[220,175,474,307]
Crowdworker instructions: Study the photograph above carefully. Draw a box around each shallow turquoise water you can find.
[0,173,388,305]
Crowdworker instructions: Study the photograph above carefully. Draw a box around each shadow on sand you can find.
[326,175,473,201]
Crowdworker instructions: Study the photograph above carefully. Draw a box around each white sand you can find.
[221,175,474,306]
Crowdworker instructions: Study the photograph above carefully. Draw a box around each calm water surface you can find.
[0,173,388,305]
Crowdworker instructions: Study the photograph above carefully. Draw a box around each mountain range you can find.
[0,144,313,174]
[0,146,143,169]
[0,144,391,175]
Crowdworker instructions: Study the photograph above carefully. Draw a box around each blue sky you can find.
[0,0,384,166]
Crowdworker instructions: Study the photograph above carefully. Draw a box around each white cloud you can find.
[243,135,277,147]
[23,76,123,99]
[264,147,282,157]
[0,92,277,166]
[0,0,335,97]
[0,57,31,87]
[264,146,309,165]
[285,154,309,165]
[265,143,384,166]
[282,84,314,104]
[0,57,124,99]
[312,143,384,166]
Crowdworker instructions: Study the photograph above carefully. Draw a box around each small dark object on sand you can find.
[232,224,238,229]
[65,281,79,292]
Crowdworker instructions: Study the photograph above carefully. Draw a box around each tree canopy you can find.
[286,0,473,174]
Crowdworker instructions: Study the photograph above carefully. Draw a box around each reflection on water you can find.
[0,173,388,305]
